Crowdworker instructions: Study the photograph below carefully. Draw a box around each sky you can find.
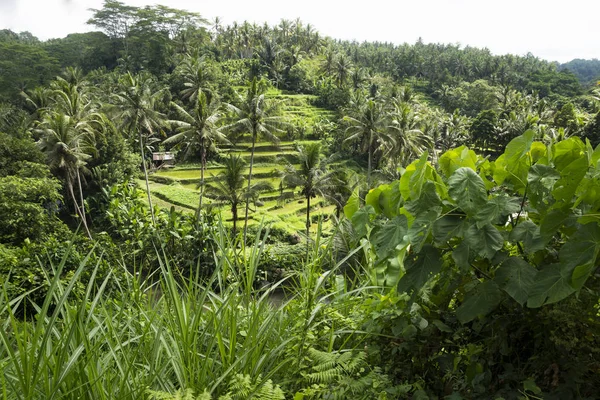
[0,0,599,63]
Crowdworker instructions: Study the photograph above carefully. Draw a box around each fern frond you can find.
[146,388,199,400]
[254,379,285,400]
[228,373,252,399]
[146,388,212,400]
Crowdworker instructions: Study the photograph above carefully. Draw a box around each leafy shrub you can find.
[344,131,600,397]
[259,243,305,281]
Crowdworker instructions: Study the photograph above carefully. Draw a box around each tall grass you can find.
[0,222,370,399]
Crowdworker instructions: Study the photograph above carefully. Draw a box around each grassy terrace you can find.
[145,175,334,231]
[155,165,300,182]
[142,91,339,234]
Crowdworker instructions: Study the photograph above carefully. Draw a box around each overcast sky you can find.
[0,0,599,63]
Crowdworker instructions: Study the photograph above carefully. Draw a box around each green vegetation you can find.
[1,1,600,398]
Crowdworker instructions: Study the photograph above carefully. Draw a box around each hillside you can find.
[1,1,600,399]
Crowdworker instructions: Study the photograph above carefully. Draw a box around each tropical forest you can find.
[1,1,600,398]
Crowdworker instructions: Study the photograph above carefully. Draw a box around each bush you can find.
[259,242,305,281]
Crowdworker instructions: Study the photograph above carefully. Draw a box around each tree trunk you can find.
[232,203,237,237]
[68,180,92,240]
[243,131,257,243]
[367,138,373,189]
[197,139,205,224]
[306,194,311,258]
[76,168,90,228]
[139,131,156,226]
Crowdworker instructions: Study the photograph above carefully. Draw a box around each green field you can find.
[144,93,337,234]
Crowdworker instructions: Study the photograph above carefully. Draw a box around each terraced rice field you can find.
[143,91,338,234]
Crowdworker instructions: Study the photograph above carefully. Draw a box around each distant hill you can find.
[559,58,600,86]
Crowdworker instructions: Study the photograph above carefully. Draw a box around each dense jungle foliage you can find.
[1,1,600,398]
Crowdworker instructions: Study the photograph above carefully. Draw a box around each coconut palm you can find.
[283,142,336,251]
[343,98,393,188]
[350,67,368,90]
[225,77,284,240]
[320,46,337,75]
[111,72,168,225]
[36,112,94,239]
[176,53,214,104]
[206,154,271,236]
[437,110,470,152]
[50,76,94,123]
[327,166,361,219]
[21,87,54,118]
[57,66,88,89]
[334,53,353,88]
[166,92,228,219]
[386,100,431,168]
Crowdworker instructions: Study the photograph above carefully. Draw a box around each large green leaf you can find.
[351,205,375,238]
[528,220,599,308]
[575,169,600,211]
[378,182,403,218]
[452,240,471,272]
[365,186,384,214]
[493,154,509,186]
[433,215,466,246]
[508,220,545,254]
[448,167,488,216]
[503,130,534,191]
[374,236,410,287]
[366,182,403,217]
[552,156,588,205]
[399,153,430,201]
[553,137,586,171]
[539,209,570,244]
[408,152,430,199]
[592,142,600,166]
[372,215,409,260]
[494,257,537,305]
[464,222,504,260]
[343,187,360,219]
[456,281,504,324]
[404,181,442,216]
[527,164,560,211]
[530,141,547,163]
[439,146,478,178]
[558,222,600,289]
[527,264,575,308]
[474,194,520,228]
[504,130,534,164]
[397,245,442,293]
[408,208,441,253]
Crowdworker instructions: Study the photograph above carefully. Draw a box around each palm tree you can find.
[320,46,336,75]
[283,142,336,252]
[334,53,353,88]
[166,92,228,219]
[438,110,470,153]
[176,54,214,104]
[225,77,284,240]
[21,87,53,118]
[36,112,94,239]
[386,100,431,168]
[206,155,271,236]
[343,98,392,188]
[57,66,87,88]
[46,71,99,229]
[327,166,361,219]
[50,73,94,124]
[111,72,168,225]
[350,67,368,90]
